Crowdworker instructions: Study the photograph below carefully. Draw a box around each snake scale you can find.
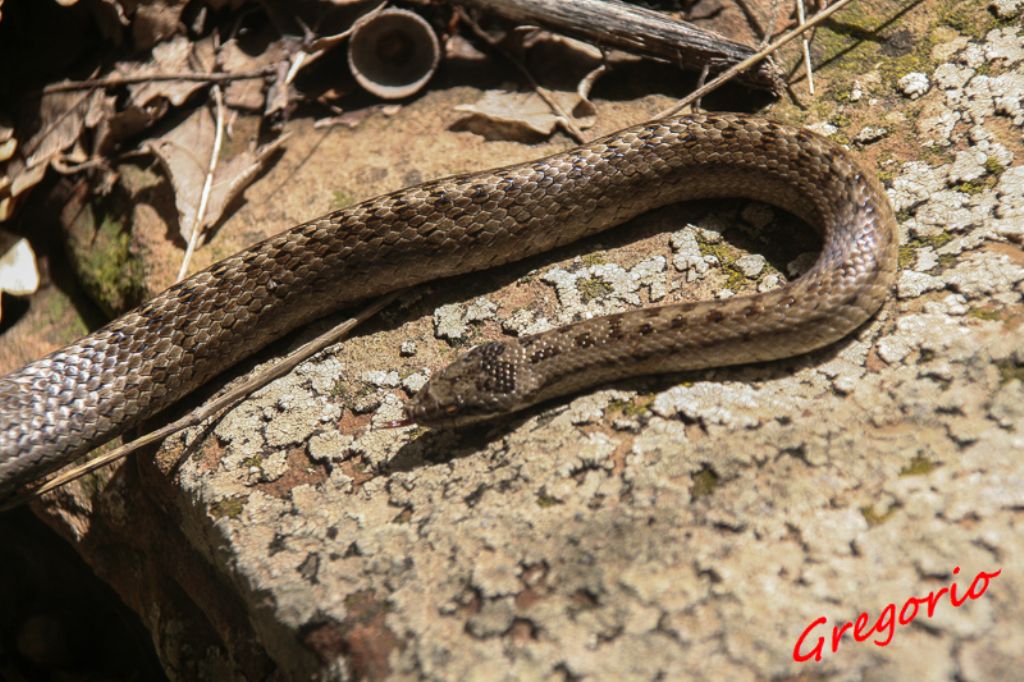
[0,113,897,499]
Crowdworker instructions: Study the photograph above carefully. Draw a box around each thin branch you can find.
[177,85,225,282]
[42,69,274,93]
[796,0,817,95]
[760,0,784,48]
[6,289,406,507]
[657,0,856,118]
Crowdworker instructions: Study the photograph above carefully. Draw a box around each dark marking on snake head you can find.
[478,344,516,394]
[706,310,725,323]
[529,345,561,364]
[575,332,595,348]
[670,315,685,329]
[607,316,625,340]
[744,304,760,317]
[638,323,654,336]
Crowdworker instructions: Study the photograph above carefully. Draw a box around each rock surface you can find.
[23,4,1024,681]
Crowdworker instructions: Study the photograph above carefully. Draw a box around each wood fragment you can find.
[452,0,782,93]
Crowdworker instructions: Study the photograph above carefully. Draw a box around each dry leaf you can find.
[454,28,606,140]
[218,36,285,111]
[95,105,163,156]
[23,89,89,168]
[145,107,286,241]
[0,231,40,322]
[132,0,187,50]
[454,62,602,140]
[8,158,47,201]
[6,89,89,205]
[123,35,216,109]
[0,137,16,162]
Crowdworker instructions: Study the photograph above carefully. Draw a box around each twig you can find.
[6,290,406,507]
[761,0,784,48]
[456,8,586,142]
[693,63,711,111]
[177,85,225,282]
[41,69,274,93]
[657,0,857,118]
[796,0,816,95]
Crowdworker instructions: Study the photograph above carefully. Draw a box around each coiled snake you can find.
[0,113,897,499]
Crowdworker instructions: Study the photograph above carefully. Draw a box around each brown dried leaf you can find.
[5,87,89,204]
[123,35,216,108]
[0,138,16,163]
[83,90,115,131]
[0,116,13,143]
[9,159,48,200]
[0,231,40,318]
[132,0,186,50]
[23,89,89,168]
[456,90,564,137]
[145,107,286,241]
[95,105,162,156]
[453,62,602,140]
[218,37,285,111]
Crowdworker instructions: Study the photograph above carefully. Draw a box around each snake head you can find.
[404,340,528,428]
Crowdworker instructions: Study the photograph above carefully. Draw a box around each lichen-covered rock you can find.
[32,9,1024,681]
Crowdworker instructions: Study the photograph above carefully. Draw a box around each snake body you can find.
[0,113,897,498]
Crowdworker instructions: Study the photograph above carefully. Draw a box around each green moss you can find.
[696,238,735,267]
[984,157,1006,177]
[331,189,355,209]
[898,246,917,270]
[536,490,561,507]
[860,505,897,526]
[579,253,608,266]
[76,214,145,316]
[939,0,998,38]
[608,397,650,419]
[691,466,720,499]
[900,455,937,477]
[578,276,613,302]
[210,495,247,519]
[805,0,993,100]
[899,233,955,270]
[967,307,1004,321]
[830,112,852,129]
[44,293,88,339]
[996,359,1024,385]
[723,265,748,291]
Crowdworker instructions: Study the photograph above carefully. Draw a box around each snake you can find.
[0,113,898,500]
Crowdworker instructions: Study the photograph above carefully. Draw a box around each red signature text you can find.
[793,566,1002,662]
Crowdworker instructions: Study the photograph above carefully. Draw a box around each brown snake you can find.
[0,113,897,499]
